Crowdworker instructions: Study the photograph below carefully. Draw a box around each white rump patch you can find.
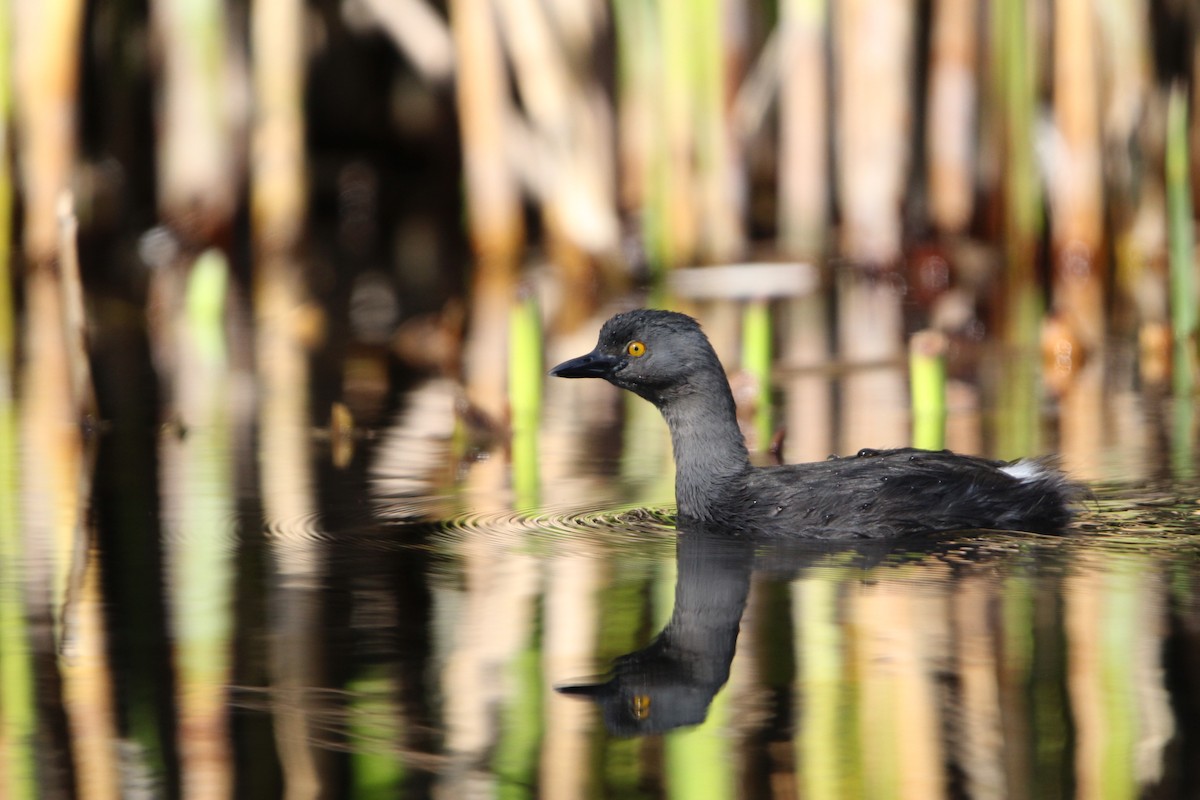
[1000,460,1044,483]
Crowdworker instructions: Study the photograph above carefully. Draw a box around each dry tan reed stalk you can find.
[46,194,109,800]
[0,2,13,390]
[494,0,616,321]
[1051,0,1106,350]
[658,0,700,267]
[356,0,455,82]
[449,0,524,267]
[150,0,240,243]
[613,0,655,217]
[55,193,95,422]
[692,0,744,264]
[449,0,522,420]
[251,0,307,255]
[926,0,977,235]
[835,0,914,266]
[778,0,829,258]
[12,0,84,264]
[59,548,121,800]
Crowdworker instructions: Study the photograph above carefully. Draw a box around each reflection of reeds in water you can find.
[0,384,32,800]
[1066,554,1174,799]
[786,541,1183,799]
[659,554,737,800]
[160,250,237,800]
[17,192,106,797]
[794,571,859,799]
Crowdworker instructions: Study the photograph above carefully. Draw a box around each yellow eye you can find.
[627,341,646,357]
[631,694,651,720]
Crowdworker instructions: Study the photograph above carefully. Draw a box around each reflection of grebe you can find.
[552,309,1078,538]
[557,524,930,735]
[557,527,754,735]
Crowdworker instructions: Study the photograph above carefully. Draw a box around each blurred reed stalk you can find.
[1166,84,1196,394]
[507,291,542,508]
[990,0,1043,346]
[12,0,84,265]
[854,577,948,800]
[11,5,93,773]
[347,669,405,795]
[449,0,524,269]
[794,573,861,799]
[150,0,238,243]
[1050,0,1105,352]
[1064,560,1145,799]
[0,0,11,388]
[53,197,113,800]
[740,299,773,451]
[612,0,655,225]
[1100,0,1154,341]
[0,0,28,752]
[450,0,521,422]
[494,0,616,325]
[252,0,305,254]
[491,645,543,795]
[539,552,601,798]
[777,0,828,258]
[248,2,331,792]
[163,250,235,800]
[18,200,97,795]
[925,0,977,235]
[0,4,25,787]
[60,544,121,800]
[909,330,948,451]
[689,0,743,264]
[617,0,743,272]
[835,0,913,266]
[951,575,1006,798]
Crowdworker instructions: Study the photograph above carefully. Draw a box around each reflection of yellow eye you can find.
[627,341,646,357]
[631,694,651,720]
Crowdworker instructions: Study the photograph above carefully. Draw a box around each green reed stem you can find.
[493,643,543,800]
[348,669,405,797]
[909,330,947,450]
[1167,84,1196,395]
[508,291,542,508]
[993,0,1043,347]
[0,9,27,795]
[186,249,229,365]
[0,402,34,800]
[741,300,773,451]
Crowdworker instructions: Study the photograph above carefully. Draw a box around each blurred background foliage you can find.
[1,0,1199,419]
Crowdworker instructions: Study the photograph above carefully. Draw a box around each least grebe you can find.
[550,309,1077,537]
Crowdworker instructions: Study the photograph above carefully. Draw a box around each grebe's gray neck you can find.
[657,371,750,519]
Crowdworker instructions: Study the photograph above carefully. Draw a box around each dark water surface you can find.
[5,357,1200,800]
